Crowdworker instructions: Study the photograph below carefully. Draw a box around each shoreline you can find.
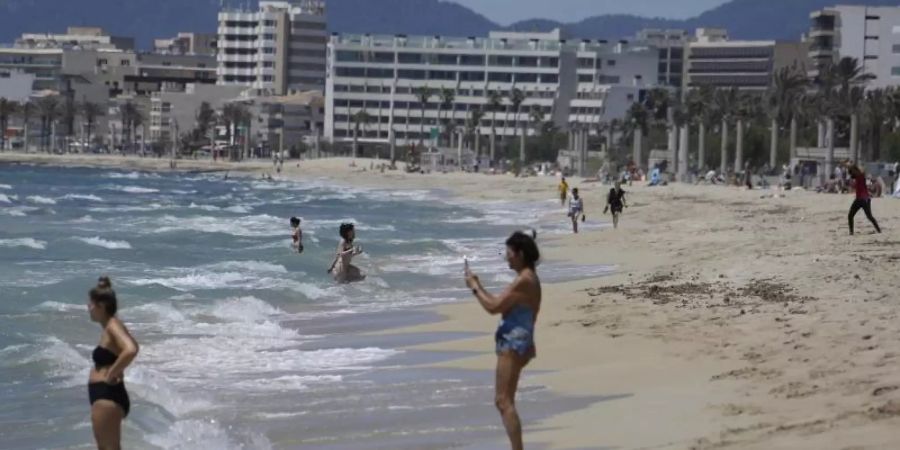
[5,152,900,449]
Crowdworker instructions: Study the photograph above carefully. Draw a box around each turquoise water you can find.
[0,164,611,449]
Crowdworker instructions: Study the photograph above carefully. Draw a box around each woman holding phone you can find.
[464,231,541,450]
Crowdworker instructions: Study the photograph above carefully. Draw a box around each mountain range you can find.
[2,0,900,48]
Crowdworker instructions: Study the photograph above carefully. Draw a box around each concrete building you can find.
[634,29,688,87]
[0,47,64,91]
[244,91,325,156]
[154,32,217,56]
[325,30,658,151]
[148,83,247,147]
[15,27,134,51]
[217,0,327,95]
[0,70,36,102]
[683,28,808,91]
[809,5,900,88]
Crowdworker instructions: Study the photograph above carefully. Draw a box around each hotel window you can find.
[891,67,900,76]
[370,52,394,63]
[263,47,275,54]
[460,54,485,66]
[607,59,617,67]
[121,59,130,66]
[264,20,275,26]
[578,74,594,83]
[436,54,458,65]
[397,53,424,64]
[892,44,900,54]
[488,72,513,82]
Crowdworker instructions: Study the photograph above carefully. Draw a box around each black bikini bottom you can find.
[88,382,130,417]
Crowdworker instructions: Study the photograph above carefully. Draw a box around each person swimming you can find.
[464,231,542,450]
[328,223,365,283]
[87,276,139,450]
[290,217,304,254]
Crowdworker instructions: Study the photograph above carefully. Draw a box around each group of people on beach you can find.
[289,218,366,284]
[559,177,628,233]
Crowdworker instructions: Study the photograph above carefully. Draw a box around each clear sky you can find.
[451,0,731,24]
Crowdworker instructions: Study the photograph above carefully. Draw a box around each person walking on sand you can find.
[604,181,627,229]
[568,188,584,234]
[847,163,882,236]
[464,231,541,450]
[87,276,139,450]
[558,177,568,206]
[328,223,365,283]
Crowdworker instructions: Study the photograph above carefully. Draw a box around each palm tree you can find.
[863,88,890,161]
[414,86,434,149]
[35,95,61,153]
[19,100,34,153]
[438,88,455,147]
[643,87,671,151]
[221,103,249,160]
[80,100,105,151]
[351,109,371,158]
[687,86,715,171]
[844,85,866,163]
[466,106,485,160]
[625,102,648,168]
[767,65,808,169]
[119,101,143,153]
[714,88,738,173]
[486,90,503,163]
[734,91,763,173]
[60,95,78,153]
[509,88,526,163]
[672,97,690,180]
[0,98,17,152]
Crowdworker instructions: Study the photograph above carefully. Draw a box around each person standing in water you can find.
[464,231,541,450]
[558,177,569,206]
[289,217,304,254]
[328,223,365,283]
[847,163,882,235]
[604,181,627,229]
[87,276,139,450]
[568,188,584,234]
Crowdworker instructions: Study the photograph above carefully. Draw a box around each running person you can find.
[568,188,584,234]
[604,181,627,229]
[848,163,882,235]
[289,217,304,254]
[465,231,541,450]
[328,223,365,283]
[87,277,139,450]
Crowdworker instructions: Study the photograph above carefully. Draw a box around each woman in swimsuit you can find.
[290,216,304,254]
[87,276,139,450]
[329,223,365,283]
[465,231,541,450]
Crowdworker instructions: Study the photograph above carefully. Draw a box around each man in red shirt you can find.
[847,163,882,236]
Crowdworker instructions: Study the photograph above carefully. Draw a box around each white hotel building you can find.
[325,30,658,149]
[217,0,327,95]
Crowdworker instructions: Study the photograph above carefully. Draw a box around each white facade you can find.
[217,0,327,95]
[810,5,900,88]
[325,31,658,148]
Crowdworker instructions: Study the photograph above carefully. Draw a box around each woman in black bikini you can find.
[87,276,139,450]
[328,223,365,283]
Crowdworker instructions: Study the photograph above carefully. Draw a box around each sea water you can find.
[0,164,612,449]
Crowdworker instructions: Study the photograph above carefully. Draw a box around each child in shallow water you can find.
[290,217,303,254]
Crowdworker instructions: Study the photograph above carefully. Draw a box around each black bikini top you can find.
[92,346,118,369]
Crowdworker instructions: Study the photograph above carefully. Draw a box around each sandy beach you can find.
[3,152,900,449]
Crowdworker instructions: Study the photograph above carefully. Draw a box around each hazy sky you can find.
[451,0,731,24]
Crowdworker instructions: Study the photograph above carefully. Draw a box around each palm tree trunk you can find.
[519,121,525,164]
[490,112,496,164]
[23,120,30,153]
[769,117,778,169]
[475,132,481,161]
[789,116,798,160]
[389,127,396,162]
[825,118,835,182]
[817,120,825,148]
[352,124,359,158]
[734,119,744,174]
[698,122,706,171]
[678,125,689,181]
[850,113,859,163]
[666,107,675,164]
[720,119,728,174]
[632,129,642,169]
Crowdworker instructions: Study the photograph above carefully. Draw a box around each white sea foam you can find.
[17,336,86,387]
[170,189,197,195]
[104,171,142,179]
[71,215,95,223]
[89,203,163,212]
[0,238,47,249]
[154,214,282,237]
[34,301,83,313]
[188,203,252,214]
[75,236,132,250]
[0,183,12,189]
[0,193,13,203]
[145,419,268,450]
[26,195,56,205]
[61,194,103,202]
[114,185,160,194]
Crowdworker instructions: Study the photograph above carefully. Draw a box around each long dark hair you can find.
[339,223,355,241]
[506,231,540,269]
[90,277,118,316]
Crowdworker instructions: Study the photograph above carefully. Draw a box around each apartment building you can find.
[148,84,247,146]
[217,0,327,95]
[154,32,217,56]
[0,47,64,91]
[683,28,808,90]
[634,29,688,87]
[325,30,658,148]
[809,5,900,88]
[15,27,134,52]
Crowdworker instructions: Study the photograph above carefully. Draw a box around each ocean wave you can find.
[111,185,160,194]
[61,194,104,202]
[15,336,86,387]
[75,236,133,250]
[0,238,47,249]
[145,419,266,450]
[104,171,160,180]
[0,183,11,189]
[0,193,14,203]
[34,301,83,313]
[25,195,57,205]
[188,203,253,214]
[89,203,164,212]
[71,215,95,223]
[170,189,197,195]
[154,214,282,237]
